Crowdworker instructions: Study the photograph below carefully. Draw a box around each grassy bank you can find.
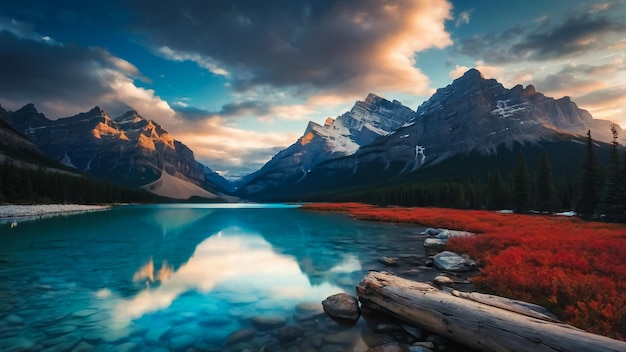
[303,203,626,340]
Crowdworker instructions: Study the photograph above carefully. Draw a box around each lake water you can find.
[0,204,434,352]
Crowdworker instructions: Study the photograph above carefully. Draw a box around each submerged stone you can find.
[322,293,361,322]
[168,334,196,351]
[226,328,256,345]
[251,315,287,330]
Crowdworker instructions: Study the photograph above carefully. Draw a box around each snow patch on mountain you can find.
[491,100,529,118]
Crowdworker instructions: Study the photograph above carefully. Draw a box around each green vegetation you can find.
[535,149,558,213]
[577,130,602,219]
[511,151,531,213]
[0,160,162,204]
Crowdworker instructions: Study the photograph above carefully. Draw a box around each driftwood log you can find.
[356,271,626,352]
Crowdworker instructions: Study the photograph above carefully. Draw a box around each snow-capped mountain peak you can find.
[237,93,416,197]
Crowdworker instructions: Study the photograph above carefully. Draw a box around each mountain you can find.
[0,104,81,174]
[6,105,232,200]
[242,69,620,201]
[238,93,415,197]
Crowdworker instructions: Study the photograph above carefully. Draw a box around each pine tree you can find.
[486,170,509,210]
[617,153,626,222]
[535,150,558,213]
[577,130,601,219]
[602,124,623,220]
[512,152,531,213]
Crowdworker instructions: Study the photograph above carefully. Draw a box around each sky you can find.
[0,0,625,180]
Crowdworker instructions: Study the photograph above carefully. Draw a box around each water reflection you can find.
[115,226,358,322]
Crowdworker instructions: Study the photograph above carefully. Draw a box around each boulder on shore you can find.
[322,293,361,322]
[433,251,474,272]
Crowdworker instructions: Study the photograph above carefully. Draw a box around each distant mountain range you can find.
[237,93,415,196]
[237,69,620,201]
[2,104,232,200]
[1,68,621,203]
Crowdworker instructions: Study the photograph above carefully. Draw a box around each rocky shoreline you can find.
[0,204,111,222]
[213,227,481,352]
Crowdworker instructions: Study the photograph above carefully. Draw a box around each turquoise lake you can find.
[0,204,432,351]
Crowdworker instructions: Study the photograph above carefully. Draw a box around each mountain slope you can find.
[6,105,232,199]
[0,105,81,174]
[238,93,415,197]
[243,69,620,201]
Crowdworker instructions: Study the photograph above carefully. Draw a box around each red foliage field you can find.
[304,203,626,340]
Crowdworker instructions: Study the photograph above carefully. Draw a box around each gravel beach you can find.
[0,204,111,220]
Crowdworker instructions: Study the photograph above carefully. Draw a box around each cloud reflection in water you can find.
[113,226,360,322]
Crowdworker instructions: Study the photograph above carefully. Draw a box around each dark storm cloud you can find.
[219,101,272,117]
[457,12,626,63]
[532,63,626,94]
[0,31,114,106]
[174,100,272,121]
[577,87,626,107]
[125,0,451,95]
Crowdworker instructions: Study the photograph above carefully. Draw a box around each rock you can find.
[374,323,401,333]
[110,342,140,352]
[433,275,454,287]
[226,328,256,345]
[5,314,23,326]
[439,230,474,239]
[461,254,478,268]
[197,316,233,327]
[41,332,81,349]
[277,326,303,343]
[401,325,423,340]
[423,238,447,249]
[420,228,443,236]
[72,309,98,318]
[323,330,359,344]
[378,257,399,267]
[425,334,448,347]
[45,324,77,337]
[433,251,471,272]
[168,335,196,351]
[408,346,434,352]
[143,326,169,344]
[412,342,435,349]
[71,341,94,352]
[366,344,403,352]
[294,302,325,321]
[251,315,287,330]
[322,293,361,322]
[319,344,346,352]
[0,337,35,352]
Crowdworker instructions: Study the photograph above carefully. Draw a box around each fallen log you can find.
[356,271,626,352]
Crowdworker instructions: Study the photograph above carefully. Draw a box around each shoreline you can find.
[0,204,112,222]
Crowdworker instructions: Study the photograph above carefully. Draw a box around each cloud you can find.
[456,10,626,63]
[173,116,300,179]
[0,28,179,126]
[157,46,229,77]
[128,0,453,99]
[455,9,474,27]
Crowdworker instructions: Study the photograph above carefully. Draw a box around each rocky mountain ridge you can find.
[4,104,231,199]
[239,69,620,200]
[238,93,415,197]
